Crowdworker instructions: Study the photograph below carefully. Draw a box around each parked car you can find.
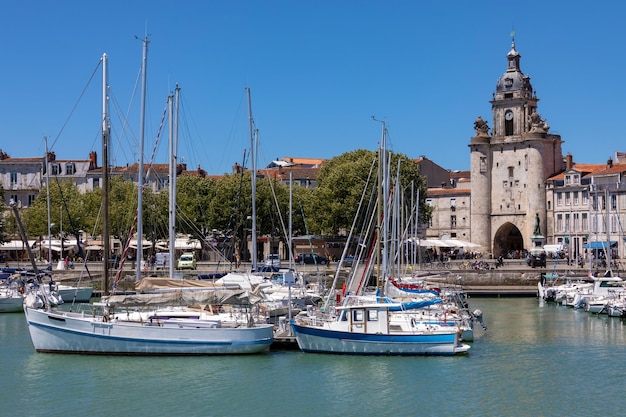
[295,253,329,265]
[176,252,197,270]
[264,254,281,268]
[526,249,546,268]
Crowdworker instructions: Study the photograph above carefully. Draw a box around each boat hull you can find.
[24,307,273,355]
[290,321,469,355]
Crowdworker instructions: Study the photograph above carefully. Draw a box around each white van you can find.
[264,254,281,267]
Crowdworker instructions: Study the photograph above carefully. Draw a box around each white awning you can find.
[0,240,36,250]
[441,239,480,248]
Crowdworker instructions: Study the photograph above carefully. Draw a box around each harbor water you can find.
[2,297,625,417]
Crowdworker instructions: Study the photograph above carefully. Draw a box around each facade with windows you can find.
[546,155,626,261]
[0,150,42,208]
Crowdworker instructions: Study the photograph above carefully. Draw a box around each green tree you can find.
[307,149,431,235]
[176,174,218,238]
[0,186,9,243]
[23,179,89,241]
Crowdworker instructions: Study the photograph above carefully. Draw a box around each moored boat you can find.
[24,302,273,355]
[291,302,469,355]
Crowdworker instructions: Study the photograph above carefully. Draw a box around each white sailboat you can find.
[23,50,273,355]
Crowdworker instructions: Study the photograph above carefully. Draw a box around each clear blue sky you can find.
[1,0,624,175]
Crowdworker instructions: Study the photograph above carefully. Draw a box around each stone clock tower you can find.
[469,38,564,257]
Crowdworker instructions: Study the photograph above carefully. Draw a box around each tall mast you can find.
[373,117,387,291]
[247,87,258,271]
[44,136,52,267]
[136,36,149,281]
[168,85,180,278]
[102,53,110,295]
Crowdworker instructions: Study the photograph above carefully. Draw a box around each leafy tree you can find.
[23,179,89,240]
[0,186,9,243]
[176,174,218,238]
[307,149,431,235]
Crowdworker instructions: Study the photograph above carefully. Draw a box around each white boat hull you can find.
[24,307,273,355]
[291,321,469,355]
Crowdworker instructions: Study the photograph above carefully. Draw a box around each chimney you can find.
[607,157,613,168]
[89,151,98,169]
[48,151,56,162]
[565,153,573,170]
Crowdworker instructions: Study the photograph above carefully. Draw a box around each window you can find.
[582,190,588,205]
[367,309,379,321]
[65,163,75,175]
[51,163,60,175]
[565,175,571,185]
[93,178,100,189]
[450,198,456,207]
[565,214,570,232]
[565,192,570,205]
[574,213,579,232]
[480,157,487,173]
[573,191,579,205]
[508,166,514,178]
[557,214,563,232]
[611,194,617,210]
[582,213,588,231]
[451,215,457,229]
[28,195,36,206]
[574,174,580,184]
[505,116,513,136]
[611,214,618,233]
[10,172,17,185]
[556,192,562,206]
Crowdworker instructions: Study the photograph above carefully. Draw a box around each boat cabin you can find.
[335,304,394,334]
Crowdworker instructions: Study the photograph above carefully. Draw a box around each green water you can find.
[2,298,625,417]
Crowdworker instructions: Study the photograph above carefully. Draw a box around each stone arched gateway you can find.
[493,223,524,258]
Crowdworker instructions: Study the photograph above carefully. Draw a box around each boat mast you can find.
[136,36,149,281]
[247,87,258,271]
[44,136,52,267]
[168,85,180,278]
[373,117,387,292]
[102,53,110,295]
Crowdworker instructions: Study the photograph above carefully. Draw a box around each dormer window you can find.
[565,175,571,185]
[51,163,60,175]
[65,163,75,175]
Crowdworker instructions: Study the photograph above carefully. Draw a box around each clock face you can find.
[505,111,513,121]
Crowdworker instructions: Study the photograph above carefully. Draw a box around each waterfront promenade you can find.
[6,256,605,297]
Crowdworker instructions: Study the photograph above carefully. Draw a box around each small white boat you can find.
[291,302,470,355]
